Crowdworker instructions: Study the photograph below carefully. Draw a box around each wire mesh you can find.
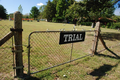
[0,25,14,79]
[0,25,12,39]
[28,30,95,79]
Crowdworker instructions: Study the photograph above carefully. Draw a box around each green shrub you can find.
[81,22,85,25]
[113,23,120,29]
[86,22,92,26]
[101,22,120,29]
[106,22,112,28]
[52,18,57,22]
[101,25,106,28]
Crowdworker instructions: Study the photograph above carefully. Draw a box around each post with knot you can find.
[13,11,23,77]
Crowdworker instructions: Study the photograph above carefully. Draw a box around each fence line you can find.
[1,17,120,79]
[0,25,14,79]
[0,11,24,79]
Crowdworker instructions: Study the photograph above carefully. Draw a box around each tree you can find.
[67,0,75,6]
[39,5,46,12]
[55,0,68,21]
[112,15,120,22]
[65,0,117,27]
[52,0,59,5]
[66,2,88,22]
[101,7,115,18]
[44,0,55,22]
[18,5,23,14]
[38,5,46,19]
[69,1,116,20]
[30,6,39,19]
[0,5,7,19]
[52,0,58,17]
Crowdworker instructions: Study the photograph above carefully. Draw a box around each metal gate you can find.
[27,30,95,75]
[0,25,14,79]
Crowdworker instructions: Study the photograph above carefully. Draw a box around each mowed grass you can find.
[0,20,120,80]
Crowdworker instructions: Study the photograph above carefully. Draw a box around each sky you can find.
[0,0,120,16]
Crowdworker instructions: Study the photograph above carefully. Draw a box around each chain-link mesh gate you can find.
[27,30,95,78]
[0,25,14,80]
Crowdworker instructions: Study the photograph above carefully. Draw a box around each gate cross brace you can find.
[12,50,24,53]
[10,28,23,32]
[0,32,13,46]
[13,66,24,69]
[98,33,108,49]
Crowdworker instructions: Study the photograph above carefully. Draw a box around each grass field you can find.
[0,20,120,80]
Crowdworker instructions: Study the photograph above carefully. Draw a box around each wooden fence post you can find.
[92,21,100,55]
[13,11,23,77]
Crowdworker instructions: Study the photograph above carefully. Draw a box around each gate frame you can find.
[27,22,107,75]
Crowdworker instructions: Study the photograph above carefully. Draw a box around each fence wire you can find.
[0,25,14,80]
[27,30,95,79]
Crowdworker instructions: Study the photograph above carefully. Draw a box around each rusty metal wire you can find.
[0,25,14,80]
[27,30,95,79]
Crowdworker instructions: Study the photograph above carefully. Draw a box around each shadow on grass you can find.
[96,48,120,59]
[23,67,65,80]
[100,32,120,41]
[106,48,120,59]
[21,74,39,80]
[89,49,120,80]
[91,47,120,80]
[89,62,119,80]
[87,32,120,41]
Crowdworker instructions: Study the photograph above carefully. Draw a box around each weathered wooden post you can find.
[92,21,100,54]
[13,11,23,77]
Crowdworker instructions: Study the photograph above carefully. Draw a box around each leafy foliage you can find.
[39,0,119,23]
[0,5,7,19]
[66,2,87,22]
[85,0,113,12]
[38,5,46,19]
[18,5,23,14]
[30,6,39,19]
[43,0,55,22]
[55,0,68,21]
[113,22,120,29]
[112,15,120,22]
